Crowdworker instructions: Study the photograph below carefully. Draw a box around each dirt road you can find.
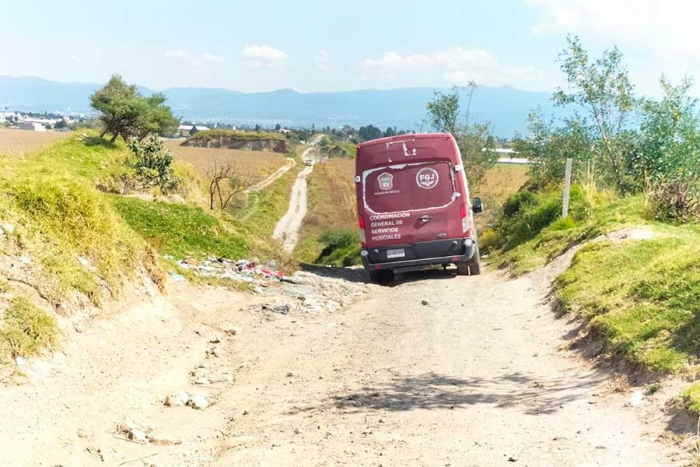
[0,264,688,466]
[273,135,324,252]
[210,267,684,467]
[245,158,296,194]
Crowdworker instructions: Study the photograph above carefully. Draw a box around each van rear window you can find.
[363,161,456,214]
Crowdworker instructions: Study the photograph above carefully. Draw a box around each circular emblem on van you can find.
[416,167,439,189]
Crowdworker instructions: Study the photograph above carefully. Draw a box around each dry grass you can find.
[0,129,70,157]
[163,140,289,182]
[476,163,530,228]
[477,163,530,206]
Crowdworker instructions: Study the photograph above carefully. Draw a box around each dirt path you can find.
[211,268,686,466]
[245,158,296,194]
[272,135,324,253]
[0,264,689,466]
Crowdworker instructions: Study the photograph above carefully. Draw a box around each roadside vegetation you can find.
[484,35,700,387]
[295,159,358,266]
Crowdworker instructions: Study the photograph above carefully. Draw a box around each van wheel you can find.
[468,244,481,276]
[369,269,394,285]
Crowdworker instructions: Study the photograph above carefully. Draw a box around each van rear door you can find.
[362,160,463,248]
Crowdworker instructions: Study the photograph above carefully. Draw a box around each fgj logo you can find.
[416,167,439,189]
[377,172,394,191]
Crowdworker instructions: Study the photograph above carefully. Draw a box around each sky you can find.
[2,0,700,96]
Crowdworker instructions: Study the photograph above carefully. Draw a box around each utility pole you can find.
[562,158,573,219]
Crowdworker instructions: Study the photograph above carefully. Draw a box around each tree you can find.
[554,35,636,192]
[206,160,249,210]
[275,123,282,131]
[90,75,179,142]
[127,135,181,193]
[426,88,460,135]
[637,76,700,184]
[190,124,199,136]
[426,85,498,189]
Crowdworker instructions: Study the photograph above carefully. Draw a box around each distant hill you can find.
[0,76,557,136]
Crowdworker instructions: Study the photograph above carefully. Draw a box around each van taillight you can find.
[358,216,367,247]
[460,204,470,233]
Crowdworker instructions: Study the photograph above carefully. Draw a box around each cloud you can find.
[526,0,700,57]
[314,49,332,73]
[165,50,187,58]
[242,45,289,69]
[165,50,224,67]
[202,53,224,64]
[361,47,546,89]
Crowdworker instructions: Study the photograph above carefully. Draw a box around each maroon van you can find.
[355,133,483,283]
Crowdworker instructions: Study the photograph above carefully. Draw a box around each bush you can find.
[492,185,590,251]
[645,178,700,222]
[316,230,360,267]
[127,135,181,194]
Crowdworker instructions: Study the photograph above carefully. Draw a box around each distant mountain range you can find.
[0,76,557,136]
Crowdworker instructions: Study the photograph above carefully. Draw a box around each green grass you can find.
[556,224,700,372]
[490,184,700,373]
[494,195,647,275]
[683,382,700,414]
[0,134,154,304]
[0,297,57,359]
[235,165,298,237]
[186,129,285,141]
[111,196,249,260]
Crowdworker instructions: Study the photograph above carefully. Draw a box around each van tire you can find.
[468,243,481,276]
[369,269,395,285]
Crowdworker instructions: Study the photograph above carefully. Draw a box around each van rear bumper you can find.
[361,238,477,273]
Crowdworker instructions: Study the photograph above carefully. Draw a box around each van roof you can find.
[356,133,458,171]
[356,132,453,150]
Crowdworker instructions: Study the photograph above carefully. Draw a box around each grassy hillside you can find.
[0,132,297,365]
[488,185,700,374]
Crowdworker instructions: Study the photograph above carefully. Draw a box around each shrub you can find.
[645,178,700,222]
[127,135,181,194]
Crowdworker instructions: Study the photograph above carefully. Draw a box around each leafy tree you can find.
[426,85,497,189]
[90,75,178,142]
[190,124,199,136]
[514,111,593,187]
[636,76,700,184]
[554,35,636,192]
[426,89,460,135]
[358,124,382,142]
[54,120,67,130]
[275,123,282,131]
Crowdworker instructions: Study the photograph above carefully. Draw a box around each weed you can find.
[0,297,57,360]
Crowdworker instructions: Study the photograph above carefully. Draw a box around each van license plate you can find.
[386,249,405,259]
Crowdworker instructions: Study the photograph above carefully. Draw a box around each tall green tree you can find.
[554,35,636,191]
[91,75,179,142]
[426,85,497,189]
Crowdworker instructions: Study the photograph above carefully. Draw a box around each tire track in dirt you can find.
[272,135,324,253]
